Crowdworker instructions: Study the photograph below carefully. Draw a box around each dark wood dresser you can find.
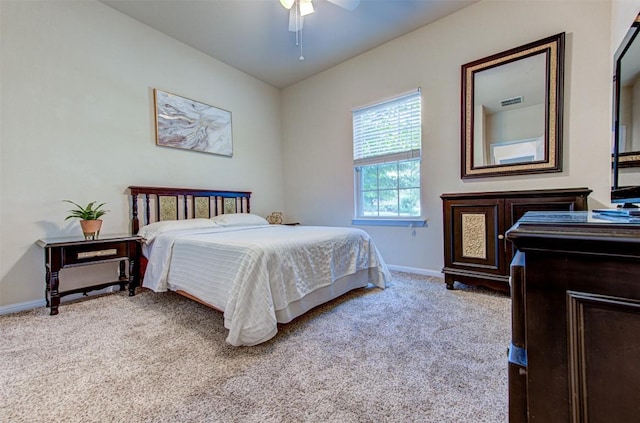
[441,188,591,292]
[507,211,640,423]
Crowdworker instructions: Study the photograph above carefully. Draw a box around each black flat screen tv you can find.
[611,15,640,210]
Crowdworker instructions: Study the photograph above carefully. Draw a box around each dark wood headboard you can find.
[128,186,252,234]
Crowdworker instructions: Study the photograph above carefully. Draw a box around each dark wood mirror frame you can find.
[461,33,565,179]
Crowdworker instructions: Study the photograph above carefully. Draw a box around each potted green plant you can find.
[63,200,109,240]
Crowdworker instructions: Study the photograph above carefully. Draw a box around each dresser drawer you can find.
[61,241,129,266]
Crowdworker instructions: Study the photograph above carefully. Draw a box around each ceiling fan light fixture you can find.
[280,0,295,10]
[288,7,304,32]
[283,0,360,60]
[299,0,314,17]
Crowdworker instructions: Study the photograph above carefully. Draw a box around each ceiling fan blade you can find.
[280,0,295,9]
[288,7,304,32]
[326,0,360,11]
[299,0,314,16]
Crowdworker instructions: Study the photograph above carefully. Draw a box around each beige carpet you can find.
[0,272,510,423]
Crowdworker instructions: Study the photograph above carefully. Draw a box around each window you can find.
[353,90,422,222]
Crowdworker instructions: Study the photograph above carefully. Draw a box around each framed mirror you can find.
[461,33,565,179]
[613,15,640,169]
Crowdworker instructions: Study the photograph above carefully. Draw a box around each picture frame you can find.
[154,89,233,157]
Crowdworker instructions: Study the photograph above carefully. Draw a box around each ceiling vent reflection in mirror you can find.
[500,96,523,107]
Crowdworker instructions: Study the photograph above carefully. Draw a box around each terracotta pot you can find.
[80,219,102,240]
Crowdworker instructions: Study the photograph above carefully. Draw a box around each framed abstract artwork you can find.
[154,89,233,157]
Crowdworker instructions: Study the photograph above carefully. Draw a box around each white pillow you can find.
[137,218,220,244]
[211,213,269,227]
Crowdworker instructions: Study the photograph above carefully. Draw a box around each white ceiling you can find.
[100,0,477,88]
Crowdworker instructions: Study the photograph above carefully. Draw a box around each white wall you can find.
[632,77,640,150]
[486,104,544,147]
[621,85,634,151]
[612,0,640,53]
[281,0,616,275]
[0,1,284,307]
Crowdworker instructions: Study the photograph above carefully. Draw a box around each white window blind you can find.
[353,89,422,166]
[352,89,422,221]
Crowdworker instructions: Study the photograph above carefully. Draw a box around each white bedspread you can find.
[142,225,390,346]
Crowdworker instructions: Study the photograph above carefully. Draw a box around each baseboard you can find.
[0,299,46,316]
[1,269,438,315]
[387,265,443,278]
[0,288,117,316]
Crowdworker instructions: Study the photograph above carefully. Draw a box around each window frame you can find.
[351,89,425,227]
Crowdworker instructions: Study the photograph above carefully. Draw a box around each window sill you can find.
[351,218,427,227]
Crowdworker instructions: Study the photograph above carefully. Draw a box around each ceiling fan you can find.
[280,0,360,32]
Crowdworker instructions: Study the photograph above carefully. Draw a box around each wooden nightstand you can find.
[36,234,142,315]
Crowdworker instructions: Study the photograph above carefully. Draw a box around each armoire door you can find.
[444,198,506,281]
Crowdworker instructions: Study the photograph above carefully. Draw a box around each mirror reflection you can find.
[614,18,640,167]
[473,53,546,167]
[462,33,564,179]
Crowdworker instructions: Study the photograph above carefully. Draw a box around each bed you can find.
[129,186,391,346]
